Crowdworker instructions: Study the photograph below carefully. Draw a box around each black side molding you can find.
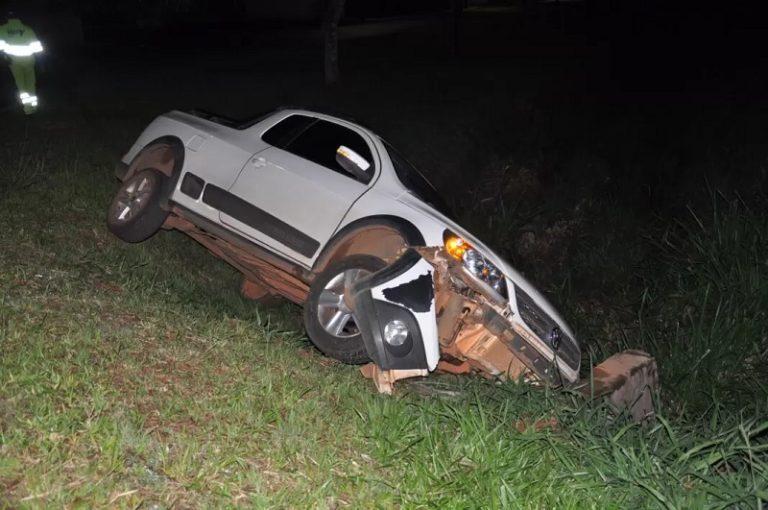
[180,173,205,200]
[202,184,320,258]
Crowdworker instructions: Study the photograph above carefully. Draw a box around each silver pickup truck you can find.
[108,107,657,418]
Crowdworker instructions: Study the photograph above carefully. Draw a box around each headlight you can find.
[443,231,508,300]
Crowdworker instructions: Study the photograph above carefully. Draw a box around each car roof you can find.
[272,107,375,134]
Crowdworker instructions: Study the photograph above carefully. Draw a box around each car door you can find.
[219,115,377,264]
[171,134,256,226]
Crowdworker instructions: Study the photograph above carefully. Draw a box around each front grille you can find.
[514,287,580,371]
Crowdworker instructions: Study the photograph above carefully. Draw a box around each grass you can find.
[634,195,768,416]
[0,117,766,508]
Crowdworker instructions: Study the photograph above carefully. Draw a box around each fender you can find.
[120,136,185,210]
[312,215,426,275]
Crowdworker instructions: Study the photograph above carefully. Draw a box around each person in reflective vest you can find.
[0,12,43,114]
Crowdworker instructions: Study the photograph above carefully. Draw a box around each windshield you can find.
[384,142,454,219]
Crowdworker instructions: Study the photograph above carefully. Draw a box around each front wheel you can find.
[303,255,386,364]
[107,169,170,243]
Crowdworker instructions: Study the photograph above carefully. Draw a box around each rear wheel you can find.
[107,169,169,243]
[304,255,386,364]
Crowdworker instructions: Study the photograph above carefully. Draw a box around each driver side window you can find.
[264,116,374,184]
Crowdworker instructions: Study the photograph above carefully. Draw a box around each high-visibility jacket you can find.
[0,18,43,57]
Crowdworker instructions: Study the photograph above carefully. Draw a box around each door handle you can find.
[251,156,266,168]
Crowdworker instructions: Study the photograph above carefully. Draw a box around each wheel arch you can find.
[312,215,426,275]
[125,136,185,179]
[123,135,185,208]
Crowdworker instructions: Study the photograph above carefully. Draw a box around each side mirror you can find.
[336,145,371,182]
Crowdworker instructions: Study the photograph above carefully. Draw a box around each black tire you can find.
[304,255,387,364]
[107,169,170,243]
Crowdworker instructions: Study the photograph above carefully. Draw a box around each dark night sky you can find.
[9,1,766,96]
[4,0,768,212]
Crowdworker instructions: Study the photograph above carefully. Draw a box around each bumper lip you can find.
[353,290,429,370]
[352,250,432,371]
[477,302,580,385]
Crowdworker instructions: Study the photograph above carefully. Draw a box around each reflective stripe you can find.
[19,94,38,105]
[0,39,43,57]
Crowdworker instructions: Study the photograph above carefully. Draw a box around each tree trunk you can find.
[323,0,346,85]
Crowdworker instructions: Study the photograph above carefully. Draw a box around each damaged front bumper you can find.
[352,249,658,421]
[160,207,657,419]
[352,250,441,374]
[352,247,580,393]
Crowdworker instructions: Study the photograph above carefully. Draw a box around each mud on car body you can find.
[108,108,653,407]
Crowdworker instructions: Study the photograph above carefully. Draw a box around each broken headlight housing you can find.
[443,230,508,301]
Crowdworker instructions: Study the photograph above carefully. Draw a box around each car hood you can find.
[397,192,577,341]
